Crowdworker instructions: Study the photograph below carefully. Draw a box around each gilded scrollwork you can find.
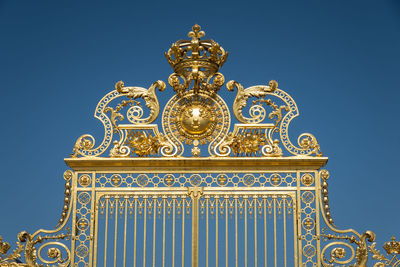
[104,99,139,132]
[318,169,398,267]
[227,80,277,124]
[321,241,355,266]
[71,80,166,158]
[69,25,325,158]
[115,80,166,124]
[318,168,377,267]
[0,229,70,267]
[253,98,289,127]
[71,134,95,157]
[37,242,70,266]
[226,79,322,156]
[0,170,74,266]
[109,140,130,157]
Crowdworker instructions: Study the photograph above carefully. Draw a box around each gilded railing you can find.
[1,25,398,267]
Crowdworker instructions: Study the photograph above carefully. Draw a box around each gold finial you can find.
[383,236,400,255]
[0,236,11,255]
[188,24,205,40]
[165,25,228,96]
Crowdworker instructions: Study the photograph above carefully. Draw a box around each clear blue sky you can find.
[0,0,399,256]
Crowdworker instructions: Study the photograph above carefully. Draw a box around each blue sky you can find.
[0,0,399,259]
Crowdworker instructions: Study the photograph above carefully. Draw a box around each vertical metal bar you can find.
[94,197,100,267]
[296,171,302,267]
[123,197,128,267]
[254,197,258,267]
[153,198,157,267]
[206,197,209,267]
[293,194,298,267]
[143,197,147,267]
[273,197,277,267]
[235,197,238,267]
[133,197,138,267]
[182,197,186,267]
[216,197,219,267]
[114,197,119,267]
[162,198,166,267]
[89,172,96,267]
[225,197,228,267]
[172,197,176,267]
[103,197,109,267]
[70,172,77,266]
[245,197,248,267]
[283,197,287,267]
[264,197,267,267]
[315,172,322,267]
[192,193,199,267]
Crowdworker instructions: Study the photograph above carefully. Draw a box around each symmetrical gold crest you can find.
[1,25,398,267]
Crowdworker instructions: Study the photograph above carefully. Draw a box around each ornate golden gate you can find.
[1,25,399,267]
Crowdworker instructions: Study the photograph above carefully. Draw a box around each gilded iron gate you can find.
[64,150,331,267]
[93,186,295,267]
[1,25,399,267]
[82,171,301,267]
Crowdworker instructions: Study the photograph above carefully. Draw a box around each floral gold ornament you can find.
[125,130,163,157]
[1,25,398,267]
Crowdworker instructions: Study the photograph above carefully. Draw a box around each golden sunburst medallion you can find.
[162,92,230,156]
[178,99,215,138]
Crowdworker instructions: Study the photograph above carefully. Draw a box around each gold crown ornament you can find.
[384,237,400,255]
[0,236,11,255]
[165,24,228,96]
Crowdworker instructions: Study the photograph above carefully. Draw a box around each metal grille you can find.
[92,188,297,267]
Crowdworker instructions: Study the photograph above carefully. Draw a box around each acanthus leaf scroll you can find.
[71,80,178,158]
[224,79,322,157]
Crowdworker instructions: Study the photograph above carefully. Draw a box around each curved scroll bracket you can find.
[0,170,74,266]
[227,80,322,157]
[227,80,277,124]
[317,169,400,267]
[71,80,166,158]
